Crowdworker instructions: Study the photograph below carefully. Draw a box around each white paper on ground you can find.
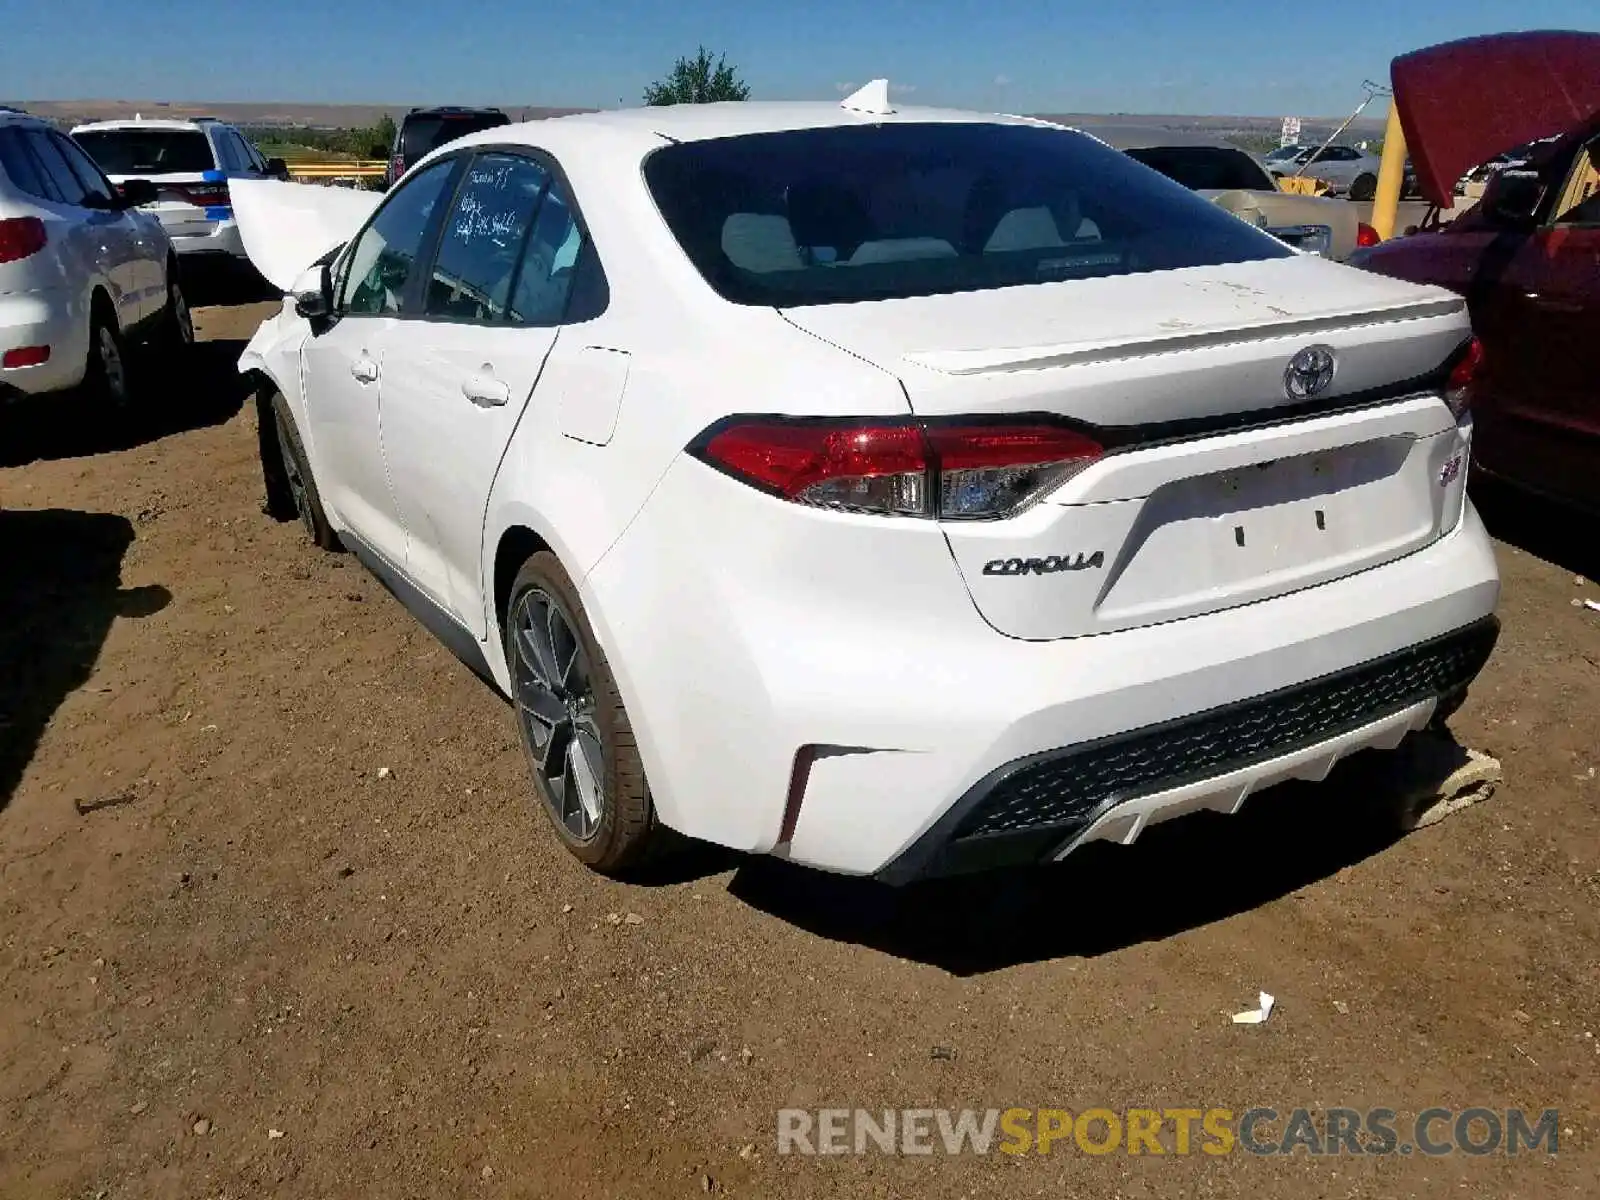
[1232,991,1276,1025]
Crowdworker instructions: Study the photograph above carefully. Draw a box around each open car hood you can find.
[1393,30,1600,205]
[230,178,383,293]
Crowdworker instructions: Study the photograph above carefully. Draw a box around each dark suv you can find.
[387,106,511,188]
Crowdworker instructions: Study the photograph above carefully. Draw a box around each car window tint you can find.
[24,131,89,206]
[231,133,259,173]
[0,127,59,202]
[214,132,243,172]
[644,122,1289,307]
[50,133,116,206]
[341,158,456,316]
[424,153,550,323]
[509,181,584,325]
[1125,146,1274,192]
[73,129,216,174]
[401,113,509,162]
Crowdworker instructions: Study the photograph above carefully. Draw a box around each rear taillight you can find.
[1444,337,1483,420]
[390,156,405,179]
[1356,222,1380,248]
[693,419,1104,519]
[2,345,50,368]
[0,216,47,264]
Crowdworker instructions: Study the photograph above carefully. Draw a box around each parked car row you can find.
[0,109,296,406]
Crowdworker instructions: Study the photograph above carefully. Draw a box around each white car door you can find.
[377,151,581,633]
[298,157,459,570]
[49,131,164,320]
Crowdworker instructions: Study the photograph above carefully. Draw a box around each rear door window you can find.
[423,152,550,323]
[24,130,90,206]
[0,127,60,202]
[50,133,117,207]
[72,129,215,175]
[643,121,1290,307]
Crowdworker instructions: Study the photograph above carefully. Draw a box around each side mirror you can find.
[293,262,335,323]
[117,178,158,208]
[266,157,290,181]
[1483,170,1543,229]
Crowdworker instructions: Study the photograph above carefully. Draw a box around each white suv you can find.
[71,117,286,265]
[0,108,192,406]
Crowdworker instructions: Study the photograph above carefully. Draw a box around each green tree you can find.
[370,113,398,158]
[643,46,751,105]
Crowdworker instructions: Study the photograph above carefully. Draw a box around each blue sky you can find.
[1,0,1594,115]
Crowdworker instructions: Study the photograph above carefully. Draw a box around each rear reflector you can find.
[0,216,47,264]
[693,419,1104,519]
[1444,337,1483,420]
[1356,222,1381,248]
[2,345,49,368]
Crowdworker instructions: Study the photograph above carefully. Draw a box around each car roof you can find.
[0,107,49,128]
[71,118,226,134]
[430,100,1062,167]
[406,106,507,117]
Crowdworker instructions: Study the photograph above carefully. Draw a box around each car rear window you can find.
[1123,146,1275,192]
[642,122,1291,307]
[73,129,215,175]
[401,114,510,162]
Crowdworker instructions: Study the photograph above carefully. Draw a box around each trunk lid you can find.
[1391,31,1600,205]
[782,256,1475,640]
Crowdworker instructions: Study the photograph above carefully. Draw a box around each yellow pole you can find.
[1371,103,1408,241]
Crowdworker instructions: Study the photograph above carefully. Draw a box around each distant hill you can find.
[6,99,1385,148]
[4,99,593,129]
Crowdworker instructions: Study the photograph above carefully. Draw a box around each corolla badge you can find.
[983,552,1105,576]
[1284,345,1337,400]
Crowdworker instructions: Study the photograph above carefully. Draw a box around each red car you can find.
[1350,31,1600,514]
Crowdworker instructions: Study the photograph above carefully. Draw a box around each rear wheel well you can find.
[89,287,116,330]
[494,526,551,635]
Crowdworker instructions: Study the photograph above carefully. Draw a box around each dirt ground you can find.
[2,302,1597,1199]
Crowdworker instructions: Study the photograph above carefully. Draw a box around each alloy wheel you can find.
[171,281,194,344]
[511,587,606,841]
[275,420,315,538]
[98,326,128,405]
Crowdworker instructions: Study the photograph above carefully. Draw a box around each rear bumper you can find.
[168,219,246,259]
[877,615,1497,882]
[581,450,1502,878]
[0,289,88,396]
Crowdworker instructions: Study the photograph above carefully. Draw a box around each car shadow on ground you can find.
[0,508,170,811]
[180,257,278,308]
[720,757,1415,975]
[0,336,253,469]
[1471,479,1600,584]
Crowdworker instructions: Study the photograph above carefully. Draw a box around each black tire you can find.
[83,301,133,411]
[270,391,339,550]
[155,258,195,356]
[504,551,658,875]
[1349,173,1378,202]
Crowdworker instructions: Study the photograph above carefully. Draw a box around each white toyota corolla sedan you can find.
[232,88,1500,882]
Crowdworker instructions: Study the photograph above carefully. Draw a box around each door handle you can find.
[463,372,510,407]
[350,357,379,383]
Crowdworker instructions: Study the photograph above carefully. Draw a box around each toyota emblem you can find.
[1284,345,1337,400]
